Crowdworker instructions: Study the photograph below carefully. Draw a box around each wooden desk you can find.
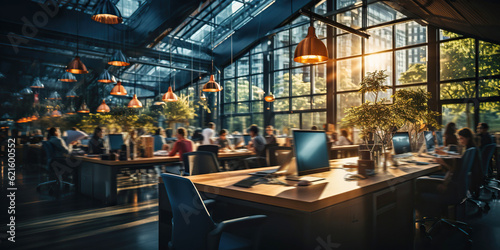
[159,157,440,249]
[76,150,254,204]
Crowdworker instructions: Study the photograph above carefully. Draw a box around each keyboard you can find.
[285,176,325,182]
[233,176,262,188]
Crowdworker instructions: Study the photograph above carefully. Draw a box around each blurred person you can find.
[476,123,493,149]
[247,125,266,156]
[443,122,458,146]
[89,126,105,154]
[336,129,353,145]
[47,127,76,158]
[202,122,216,145]
[265,125,277,145]
[168,127,193,157]
[217,129,234,151]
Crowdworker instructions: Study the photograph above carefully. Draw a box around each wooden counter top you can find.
[186,157,440,212]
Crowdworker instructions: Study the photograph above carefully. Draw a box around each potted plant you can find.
[342,70,403,172]
[393,88,441,151]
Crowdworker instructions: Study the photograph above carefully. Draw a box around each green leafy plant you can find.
[162,94,198,128]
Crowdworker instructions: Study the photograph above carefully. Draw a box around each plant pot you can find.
[359,149,372,160]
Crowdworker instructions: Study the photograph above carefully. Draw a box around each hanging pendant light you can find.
[96,99,111,113]
[97,69,116,83]
[66,56,89,74]
[162,86,178,102]
[31,114,38,121]
[77,101,90,113]
[108,50,130,66]
[202,75,222,92]
[127,94,143,108]
[30,77,44,88]
[16,118,27,123]
[48,91,62,100]
[91,0,123,24]
[66,106,76,115]
[20,87,33,95]
[66,90,78,98]
[294,26,328,64]
[26,116,33,122]
[265,92,275,102]
[51,110,62,117]
[110,81,127,95]
[59,72,77,82]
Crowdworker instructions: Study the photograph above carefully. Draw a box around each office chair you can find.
[244,143,277,169]
[182,151,220,176]
[160,173,267,250]
[480,143,500,194]
[197,144,219,159]
[37,141,74,191]
[266,146,292,166]
[416,147,478,245]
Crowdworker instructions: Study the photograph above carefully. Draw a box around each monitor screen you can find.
[392,132,411,155]
[80,139,90,146]
[243,135,251,146]
[108,134,124,151]
[292,130,330,175]
[423,131,435,152]
[435,131,443,147]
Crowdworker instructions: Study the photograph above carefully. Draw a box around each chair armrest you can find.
[203,199,216,214]
[207,215,267,250]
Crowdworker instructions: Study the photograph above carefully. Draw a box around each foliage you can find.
[162,94,197,127]
[393,88,441,148]
[77,108,155,134]
[359,70,391,103]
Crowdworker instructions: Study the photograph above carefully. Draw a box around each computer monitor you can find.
[243,135,251,146]
[435,131,444,147]
[423,131,435,152]
[80,139,90,146]
[392,132,411,155]
[108,134,124,151]
[292,130,330,176]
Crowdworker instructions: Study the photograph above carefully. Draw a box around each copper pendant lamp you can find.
[59,72,77,82]
[202,75,222,92]
[20,87,33,95]
[51,110,62,117]
[98,69,116,83]
[30,77,44,88]
[110,81,127,95]
[66,90,78,98]
[48,91,62,100]
[127,94,143,108]
[67,56,89,74]
[31,114,38,121]
[162,86,178,102]
[66,106,76,115]
[26,116,33,122]
[108,50,130,66]
[293,26,328,64]
[77,101,90,113]
[264,92,275,102]
[96,100,111,113]
[91,0,123,24]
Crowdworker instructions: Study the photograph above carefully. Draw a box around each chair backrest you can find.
[481,143,496,176]
[160,173,215,249]
[197,144,219,158]
[182,151,219,175]
[41,140,54,165]
[266,145,290,166]
[153,135,165,151]
[454,147,478,199]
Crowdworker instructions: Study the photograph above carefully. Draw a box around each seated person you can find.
[336,129,353,145]
[247,125,266,157]
[88,127,106,154]
[476,122,493,149]
[424,128,481,195]
[154,128,169,151]
[443,122,458,146]
[168,127,193,157]
[264,125,277,145]
[47,127,76,158]
[217,129,234,151]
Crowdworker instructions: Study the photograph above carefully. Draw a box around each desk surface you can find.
[186,157,440,212]
[76,150,254,166]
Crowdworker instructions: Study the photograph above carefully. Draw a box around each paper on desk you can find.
[65,130,88,144]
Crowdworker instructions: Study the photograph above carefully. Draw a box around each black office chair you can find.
[197,144,219,159]
[182,151,220,175]
[480,143,500,194]
[416,147,478,245]
[37,141,74,191]
[160,173,267,250]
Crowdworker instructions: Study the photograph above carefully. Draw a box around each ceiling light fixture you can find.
[110,81,127,95]
[91,0,123,24]
[97,69,116,83]
[293,25,328,64]
[67,5,89,74]
[108,50,130,66]
[77,101,90,113]
[96,99,111,113]
[30,77,44,88]
[264,92,275,102]
[59,71,77,82]
[203,5,222,92]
